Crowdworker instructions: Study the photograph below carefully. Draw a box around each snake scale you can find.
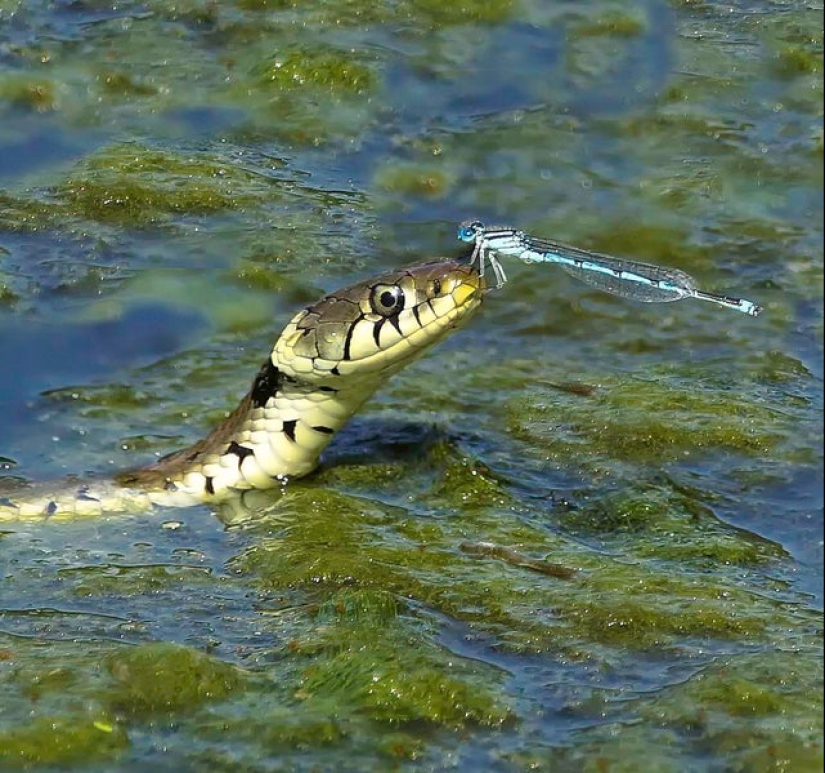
[0,260,487,520]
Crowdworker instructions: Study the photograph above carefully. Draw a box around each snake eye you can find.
[369,283,405,317]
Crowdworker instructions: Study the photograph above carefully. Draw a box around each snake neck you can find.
[116,356,379,505]
[1,358,398,518]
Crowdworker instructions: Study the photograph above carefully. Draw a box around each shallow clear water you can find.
[0,1,822,770]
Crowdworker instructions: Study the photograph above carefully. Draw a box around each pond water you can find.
[0,1,822,770]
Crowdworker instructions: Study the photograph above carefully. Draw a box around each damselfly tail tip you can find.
[729,296,762,317]
[747,302,763,317]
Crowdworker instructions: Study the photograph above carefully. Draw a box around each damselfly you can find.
[458,220,762,316]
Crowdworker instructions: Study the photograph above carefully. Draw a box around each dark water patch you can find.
[0,119,108,182]
[0,302,205,404]
[0,606,133,643]
[0,228,135,310]
[156,105,248,139]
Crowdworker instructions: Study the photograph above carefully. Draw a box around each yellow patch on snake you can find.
[451,281,478,308]
[313,357,340,372]
[377,319,404,350]
[413,301,438,328]
[394,309,422,339]
[346,319,376,362]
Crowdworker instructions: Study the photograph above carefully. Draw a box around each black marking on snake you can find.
[342,316,358,361]
[319,384,339,393]
[389,313,403,336]
[46,500,57,516]
[372,318,385,348]
[282,419,298,443]
[251,359,284,408]
[204,476,215,495]
[226,441,254,466]
[329,368,341,378]
[432,278,442,295]
[164,479,178,492]
[412,303,422,328]
[312,425,334,435]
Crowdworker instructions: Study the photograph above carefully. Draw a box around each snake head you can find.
[273,260,486,385]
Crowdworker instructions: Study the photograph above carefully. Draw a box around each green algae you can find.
[200,705,346,753]
[572,11,647,39]
[295,589,513,728]
[495,640,824,771]
[556,567,766,649]
[0,280,16,305]
[4,640,244,723]
[170,588,511,763]
[96,70,159,98]
[230,259,294,293]
[775,45,824,78]
[0,454,819,768]
[105,642,242,717]
[1,141,284,233]
[374,162,453,198]
[0,0,518,148]
[405,0,514,25]
[0,190,64,232]
[0,640,247,768]
[639,649,824,770]
[52,143,276,227]
[252,47,375,94]
[232,474,790,659]
[559,483,788,568]
[0,716,129,767]
[321,435,516,511]
[0,75,58,112]
[507,372,786,468]
[233,0,514,26]
[507,731,693,773]
[41,383,154,410]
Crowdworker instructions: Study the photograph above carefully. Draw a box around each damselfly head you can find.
[457,220,485,243]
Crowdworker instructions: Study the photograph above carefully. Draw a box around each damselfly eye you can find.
[457,220,484,242]
[370,284,405,317]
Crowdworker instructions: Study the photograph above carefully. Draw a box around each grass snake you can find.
[0,260,487,520]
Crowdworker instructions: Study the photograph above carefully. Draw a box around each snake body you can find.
[0,261,486,519]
